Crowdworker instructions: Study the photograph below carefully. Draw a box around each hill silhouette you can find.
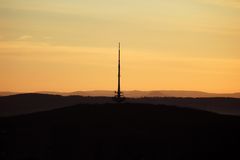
[1,90,240,98]
[1,103,240,160]
[1,94,240,117]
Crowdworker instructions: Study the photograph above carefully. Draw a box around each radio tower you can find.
[114,42,125,102]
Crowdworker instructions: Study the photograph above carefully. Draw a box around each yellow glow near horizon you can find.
[0,0,240,93]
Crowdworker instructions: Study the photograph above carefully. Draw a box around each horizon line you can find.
[1,90,240,94]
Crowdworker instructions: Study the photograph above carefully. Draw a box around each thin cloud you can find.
[43,36,53,40]
[0,2,94,16]
[198,0,240,8]
[17,35,33,41]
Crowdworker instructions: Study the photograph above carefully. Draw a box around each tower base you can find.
[113,95,125,103]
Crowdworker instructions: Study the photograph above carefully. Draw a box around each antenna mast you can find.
[114,42,125,102]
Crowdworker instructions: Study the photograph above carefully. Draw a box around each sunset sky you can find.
[0,0,240,93]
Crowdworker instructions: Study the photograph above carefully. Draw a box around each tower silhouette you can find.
[113,42,125,102]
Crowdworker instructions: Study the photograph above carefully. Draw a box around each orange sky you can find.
[0,0,240,93]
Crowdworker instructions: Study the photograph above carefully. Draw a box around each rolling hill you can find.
[1,103,240,160]
[1,94,240,117]
[1,90,240,98]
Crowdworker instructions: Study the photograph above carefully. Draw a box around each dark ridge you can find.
[1,93,240,117]
[1,103,240,160]
[2,90,240,98]
[0,93,111,117]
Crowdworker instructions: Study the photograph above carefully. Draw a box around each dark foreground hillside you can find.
[1,103,240,160]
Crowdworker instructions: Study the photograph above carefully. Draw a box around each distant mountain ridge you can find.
[1,93,240,117]
[1,90,240,98]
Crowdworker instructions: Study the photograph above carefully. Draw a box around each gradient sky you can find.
[0,0,240,93]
